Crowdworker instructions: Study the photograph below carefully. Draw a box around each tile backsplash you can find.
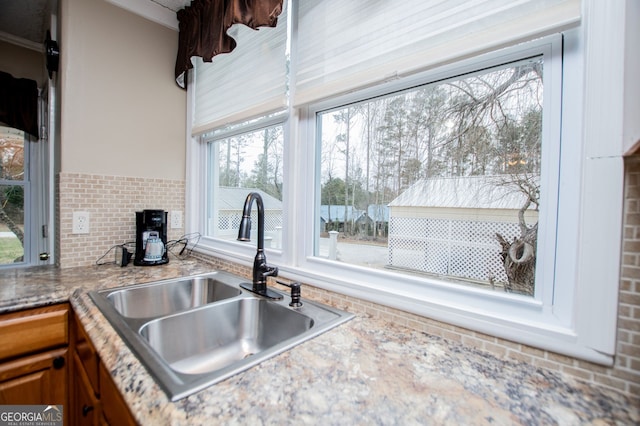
[57,172,185,268]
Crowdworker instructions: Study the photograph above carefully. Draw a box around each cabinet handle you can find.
[52,356,65,369]
[82,405,94,417]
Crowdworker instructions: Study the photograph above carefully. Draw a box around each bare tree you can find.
[333,109,353,233]
[495,174,539,295]
[247,126,283,199]
[440,62,543,294]
[0,134,25,262]
[219,135,248,187]
[0,193,23,245]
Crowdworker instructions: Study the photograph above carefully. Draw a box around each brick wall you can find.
[57,172,185,268]
[617,156,640,397]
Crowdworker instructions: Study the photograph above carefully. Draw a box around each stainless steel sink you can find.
[105,275,242,318]
[140,298,314,375]
[89,271,353,401]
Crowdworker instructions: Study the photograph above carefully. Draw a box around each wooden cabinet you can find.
[0,302,136,425]
[0,303,136,425]
[71,310,136,426]
[0,304,69,425]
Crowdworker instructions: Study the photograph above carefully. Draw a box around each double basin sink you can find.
[89,271,353,401]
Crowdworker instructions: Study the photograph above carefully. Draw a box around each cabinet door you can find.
[99,363,136,426]
[0,347,68,425]
[73,312,99,391]
[72,351,100,426]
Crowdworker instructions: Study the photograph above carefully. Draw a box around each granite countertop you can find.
[1,261,638,425]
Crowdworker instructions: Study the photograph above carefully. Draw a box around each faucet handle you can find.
[262,265,278,278]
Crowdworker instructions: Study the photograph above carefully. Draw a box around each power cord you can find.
[166,232,201,260]
[96,232,201,266]
[95,242,135,266]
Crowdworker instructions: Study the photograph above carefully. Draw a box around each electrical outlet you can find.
[171,210,183,229]
[72,211,90,234]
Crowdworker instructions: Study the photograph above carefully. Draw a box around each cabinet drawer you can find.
[0,304,69,361]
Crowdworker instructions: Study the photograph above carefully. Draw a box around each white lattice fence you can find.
[217,210,282,237]
[388,217,521,283]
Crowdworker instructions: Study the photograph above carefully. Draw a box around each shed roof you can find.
[366,204,390,222]
[320,205,362,222]
[319,204,390,222]
[388,175,538,210]
[218,187,282,210]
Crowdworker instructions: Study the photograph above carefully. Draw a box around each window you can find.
[0,125,50,268]
[204,121,285,249]
[187,2,626,365]
[0,126,28,265]
[314,56,549,298]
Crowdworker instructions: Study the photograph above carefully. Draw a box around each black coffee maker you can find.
[134,210,169,266]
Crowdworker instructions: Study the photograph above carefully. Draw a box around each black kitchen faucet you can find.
[237,192,282,300]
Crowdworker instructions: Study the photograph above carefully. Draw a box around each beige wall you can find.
[59,0,186,180]
[55,0,187,267]
[0,40,45,86]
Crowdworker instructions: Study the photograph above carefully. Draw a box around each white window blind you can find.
[294,0,580,106]
[193,2,288,135]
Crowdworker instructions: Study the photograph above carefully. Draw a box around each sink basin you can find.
[140,298,313,375]
[89,271,353,401]
[105,275,241,318]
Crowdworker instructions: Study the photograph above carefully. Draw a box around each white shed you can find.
[387,175,539,284]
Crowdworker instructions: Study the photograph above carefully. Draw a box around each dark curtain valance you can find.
[0,71,38,139]
[175,0,284,89]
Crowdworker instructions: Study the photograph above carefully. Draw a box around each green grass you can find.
[0,237,23,264]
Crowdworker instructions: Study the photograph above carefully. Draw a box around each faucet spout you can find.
[237,192,282,300]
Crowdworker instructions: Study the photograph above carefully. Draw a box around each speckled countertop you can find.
[1,260,638,425]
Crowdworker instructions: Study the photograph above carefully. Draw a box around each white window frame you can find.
[202,115,289,245]
[294,34,582,351]
[0,78,55,270]
[186,113,291,269]
[186,0,628,365]
[309,49,557,305]
[0,126,52,270]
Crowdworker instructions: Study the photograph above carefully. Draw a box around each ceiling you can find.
[152,0,191,12]
[0,0,56,50]
[0,0,190,51]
